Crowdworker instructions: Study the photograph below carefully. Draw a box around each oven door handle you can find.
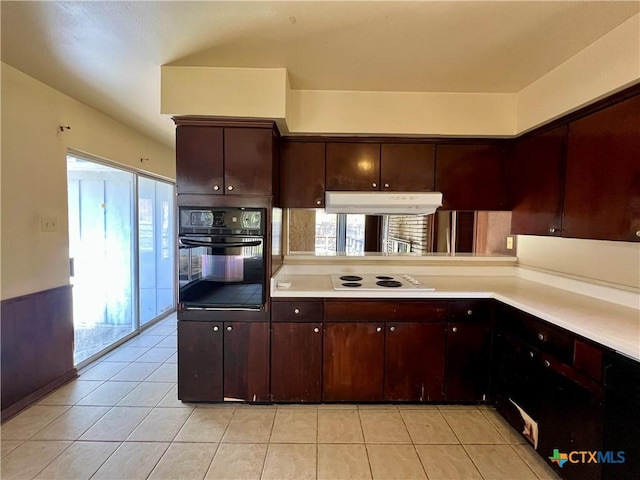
[179,238,262,248]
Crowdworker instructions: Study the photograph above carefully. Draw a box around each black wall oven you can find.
[178,207,266,313]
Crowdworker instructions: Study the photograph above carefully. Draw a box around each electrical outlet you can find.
[40,216,58,232]
[506,235,514,250]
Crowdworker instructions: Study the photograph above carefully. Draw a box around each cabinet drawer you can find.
[323,300,447,322]
[449,300,492,322]
[497,306,574,364]
[393,301,448,322]
[324,300,394,322]
[272,300,323,322]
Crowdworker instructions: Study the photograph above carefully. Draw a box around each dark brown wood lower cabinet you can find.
[384,322,446,401]
[177,321,223,402]
[271,322,322,402]
[224,322,270,402]
[323,322,385,402]
[538,363,604,480]
[445,321,492,402]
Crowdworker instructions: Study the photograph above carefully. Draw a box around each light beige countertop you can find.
[272,265,640,361]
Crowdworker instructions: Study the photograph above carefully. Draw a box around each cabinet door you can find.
[445,321,491,402]
[271,322,323,402]
[435,144,506,210]
[564,95,640,241]
[323,322,384,401]
[381,144,435,191]
[224,128,273,195]
[326,143,381,191]
[223,322,270,402]
[175,126,224,195]
[538,363,604,480]
[509,126,567,236]
[384,322,445,401]
[280,142,326,208]
[177,321,223,402]
[493,333,544,434]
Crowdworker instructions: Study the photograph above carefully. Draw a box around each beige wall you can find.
[1,63,175,300]
[161,66,288,118]
[516,236,640,290]
[516,13,640,133]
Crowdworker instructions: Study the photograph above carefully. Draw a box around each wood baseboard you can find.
[1,369,77,423]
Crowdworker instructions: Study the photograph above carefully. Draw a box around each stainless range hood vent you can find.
[324,191,443,215]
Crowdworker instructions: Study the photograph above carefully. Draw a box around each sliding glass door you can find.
[67,154,175,365]
[138,177,175,325]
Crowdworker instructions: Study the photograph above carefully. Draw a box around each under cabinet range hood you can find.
[324,191,443,215]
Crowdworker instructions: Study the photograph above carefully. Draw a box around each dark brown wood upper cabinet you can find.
[176,126,224,195]
[280,142,325,207]
[508,126,567,236]
[435,144,507,210]
[175,124,275,196]
[381,143,435,191]
[326,143,381,191]
[563,95,640,241]
[224,128,274,196]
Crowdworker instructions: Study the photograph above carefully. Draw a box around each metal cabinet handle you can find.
[538,333,545,341]
[384,183,390,188]
[316,200,322,205]
[452,326,458,333]
[227,185,234,191]
[376,326,382,333]
[226,326,233,332]
[544,360,551,368]
[213,326,219,332]
[529,351,535,359]
[213,185,220,191]
[549,228,557,233]
[636,230,640,238]
[467,309,473,316]
[372,182,377,188]
[389,326,396,332]
[313,327,320,333]
[294,308,300,314]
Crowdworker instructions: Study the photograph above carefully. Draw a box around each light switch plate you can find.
[40,215,58,232]
[506,236,514,250]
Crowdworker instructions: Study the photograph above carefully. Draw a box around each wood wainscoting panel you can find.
[1,285,76,421]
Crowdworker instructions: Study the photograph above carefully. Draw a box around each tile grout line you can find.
[438,408,488,480]
[397,407,432,479]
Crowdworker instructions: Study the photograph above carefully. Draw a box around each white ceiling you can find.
[2,1,639,148]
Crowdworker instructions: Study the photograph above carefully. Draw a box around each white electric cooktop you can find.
[330,273,436,291]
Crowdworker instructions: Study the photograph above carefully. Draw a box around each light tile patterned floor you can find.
[0,314,561,479]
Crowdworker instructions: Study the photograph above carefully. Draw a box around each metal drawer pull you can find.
[467,309,473,315]
[452,326,458,333]
[213,185,220,191]
[316,200,322,205]
[384,183,390,188]
[294,308,300,314]
[227,185,234,191]
[389,326,396,332]
[213,326,219,332]
[226,326,233,332]
[529,351,534,359]
[313,327,320,333]
[376,326,382,333]
[372,183,377,188]
[538,333,545,341]
[544,360,551,368]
